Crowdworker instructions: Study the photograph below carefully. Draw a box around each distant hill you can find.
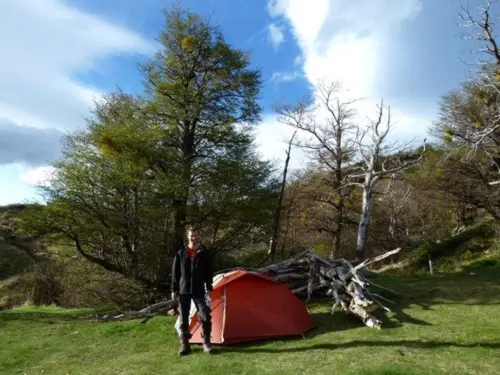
[0,204,37,278]
[0,204,38,308]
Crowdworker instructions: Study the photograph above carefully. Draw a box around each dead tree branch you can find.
[349,100,426,261]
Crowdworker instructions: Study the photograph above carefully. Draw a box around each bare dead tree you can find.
[381,174,413,241]
[275,80,358,258]
[269,130,297,262]
[448,0,500,183]
[459,0,500,66]
[348,100,426,261]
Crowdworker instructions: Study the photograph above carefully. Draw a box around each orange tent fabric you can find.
[187,269,315,345]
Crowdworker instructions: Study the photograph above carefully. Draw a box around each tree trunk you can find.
[331,201,343,259]
[172,200,186,256]
[356,184,373,261]
[155,263,170,296]
[155,217,171,296]
[332,197,344,258]
[170,128,195,257]
[270,131,296,263]
[388,213,396,239]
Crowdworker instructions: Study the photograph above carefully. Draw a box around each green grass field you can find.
[1,266,500,375]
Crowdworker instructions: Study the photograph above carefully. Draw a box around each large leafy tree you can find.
[141,7,263,255]
[23,7,276,295]
[23,93,167,289]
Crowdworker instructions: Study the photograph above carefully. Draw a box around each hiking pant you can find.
[179,294,211,341]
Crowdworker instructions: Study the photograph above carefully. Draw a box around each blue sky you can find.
[0,0,487,205]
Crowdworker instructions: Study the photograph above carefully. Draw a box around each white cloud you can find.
[0,0,155,204]
[253,115,308,172]
[259,0,428,169]
[0,0,155,134]
[20,166,56,188]
[269,0,422,97]
[268,23,285,48]
[271,71,301,83]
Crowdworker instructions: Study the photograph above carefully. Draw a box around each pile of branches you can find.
[254,248,404,329]
[91,248,405,329]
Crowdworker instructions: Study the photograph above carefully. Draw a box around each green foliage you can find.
[142,6,262,130]
[18,6,276,295]
[444,127,453,143]
[313,240,330,255]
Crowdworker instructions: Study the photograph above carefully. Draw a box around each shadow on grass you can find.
[223,339,500,353]
[256,263,500,346]
[214,301,435,352]
[462,258,500,272]
[304,295,433,335]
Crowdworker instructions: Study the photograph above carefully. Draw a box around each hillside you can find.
[0,204,147,311]
[381,219,500,275]
[0,204,38,309]
[0,204,35,277]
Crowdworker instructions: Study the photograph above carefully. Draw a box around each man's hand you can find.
[171,292,179,305]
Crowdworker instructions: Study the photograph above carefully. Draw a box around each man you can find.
[171,226,213,356]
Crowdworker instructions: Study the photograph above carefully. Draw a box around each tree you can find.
[382,173,412,242]
[23,92,167,290]
[433,0,500,184]
[141,7,263,256]
[348,101,426,261]
[275,81,358,258]
[22,7,277,296]
[409,147,500,224]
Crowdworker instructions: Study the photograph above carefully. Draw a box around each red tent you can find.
[187,269,315,345]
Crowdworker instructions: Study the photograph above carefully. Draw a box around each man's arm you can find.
[171,251,181,296]
[204,250,213,292]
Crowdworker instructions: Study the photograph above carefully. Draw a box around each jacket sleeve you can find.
[171,251,180,295]
[205,251,213,292]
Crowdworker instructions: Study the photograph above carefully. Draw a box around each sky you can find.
[0,0,487,205]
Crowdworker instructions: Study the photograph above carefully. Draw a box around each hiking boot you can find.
[203,340,213,354]
[178,337,191,356]
[201,325,213,354]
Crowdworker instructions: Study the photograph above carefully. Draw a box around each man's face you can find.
[188,229,201,248]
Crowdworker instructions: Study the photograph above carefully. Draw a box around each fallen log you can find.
[92,248,402,329]
[90,300,175,322]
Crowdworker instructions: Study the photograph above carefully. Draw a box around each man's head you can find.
[186,225,202,249]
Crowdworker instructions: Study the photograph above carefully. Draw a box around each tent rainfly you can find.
[175,269,315,345]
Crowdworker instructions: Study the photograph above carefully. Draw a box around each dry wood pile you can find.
[254,247,403,329]
[91,248,404,329]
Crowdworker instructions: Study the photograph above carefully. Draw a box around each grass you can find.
[1,267,500,375]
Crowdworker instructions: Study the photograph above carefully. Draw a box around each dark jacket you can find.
[171,244,213,296]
